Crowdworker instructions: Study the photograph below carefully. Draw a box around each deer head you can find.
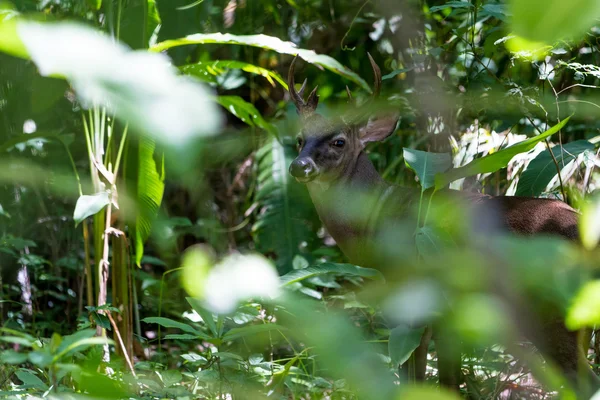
[288,54,399,184]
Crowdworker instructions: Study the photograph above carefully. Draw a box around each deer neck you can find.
[305,152,390,259]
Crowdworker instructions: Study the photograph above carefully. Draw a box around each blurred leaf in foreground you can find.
[509,0,600,48]
[580,195,600,251]
[566,280,600,330]
[0,20,222,145]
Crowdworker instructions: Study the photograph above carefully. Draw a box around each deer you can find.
[286,54,598,395]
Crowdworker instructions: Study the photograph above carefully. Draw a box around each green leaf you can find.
[580,196,600,251]
[136,138,165,266]
[566,280,600,330]
[403,149,452,190]
[415,226,451,260]
[0,336,34,347]
[0,17,27,58]
[429,1,474,13]
[151,33,370,91]
[252,137,319,273]
[15,370,48,390]
[222,323,287,342]
[158,370,183,387]
[55,329,95,356]
[186,297,218,338]
[142,317,210,339]
[509,0,600,46]
[216,96,277,137]
[435,117,571,190]
[73,192,110,226]
[28,351,53,368]
[516,140,594,196]
[398,386,462,400]
[182,60,287,89]
[280,262,384,286]
[0,350,27,364]
[389,325,426,367]
[0,19,221,145]
[382,67,413,81]
[164,334,199,340]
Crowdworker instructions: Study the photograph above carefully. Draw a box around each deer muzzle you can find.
[289,157,318,182]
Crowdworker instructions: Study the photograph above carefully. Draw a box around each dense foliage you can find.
[1,0,600,399]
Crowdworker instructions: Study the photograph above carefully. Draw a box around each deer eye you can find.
[331,139,346,148]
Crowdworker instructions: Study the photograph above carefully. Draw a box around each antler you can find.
[367,52,382,99]
[288,56,319,116]
[344,52,383,125]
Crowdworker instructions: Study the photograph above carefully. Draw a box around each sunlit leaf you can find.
[509,0,600,46]
[435,117,571,190]
[566,280,600,330]
[0,20,221,145]
[516,140,594,196]
[397,386,462,400]
[136,138,165,266]
[73,192,110,226]
[151,33,370,91]
[580,196,600,251]
[180,246,213,299]
[403,149,452,190]
[182,60,288,89]
[217,96,277,137]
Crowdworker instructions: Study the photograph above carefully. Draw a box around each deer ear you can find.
[358,114,399,146]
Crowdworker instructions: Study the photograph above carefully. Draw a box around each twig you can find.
[107,311,137,377]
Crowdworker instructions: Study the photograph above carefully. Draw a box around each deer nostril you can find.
[290,158,316,180]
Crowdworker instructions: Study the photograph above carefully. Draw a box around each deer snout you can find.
[289,157,318,182]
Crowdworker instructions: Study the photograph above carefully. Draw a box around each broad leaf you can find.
[252,137,319,273]
[280,262,384,286]
[389,325,426,367]
[509,0,600,47]
[142,317,209,339]
[516,140,594,196]
[435,117,570,190]
[73,192,110,226]
[566,280,600,330]
[580,196,600,251]
[15,370,48,390]
[186,297,218,338]
[222,323,287,342]
[182,60,287,89]
[398,386,462,400]
[217,96,277,137]
[415,226,450,260]
[403,149,452,190]
[151,33,370,91]
[0,350,27,364]
[136,138,165,266]
[0,20,221,145]
[429,1,474,13]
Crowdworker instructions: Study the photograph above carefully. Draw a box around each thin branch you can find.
[107,311,137,377]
